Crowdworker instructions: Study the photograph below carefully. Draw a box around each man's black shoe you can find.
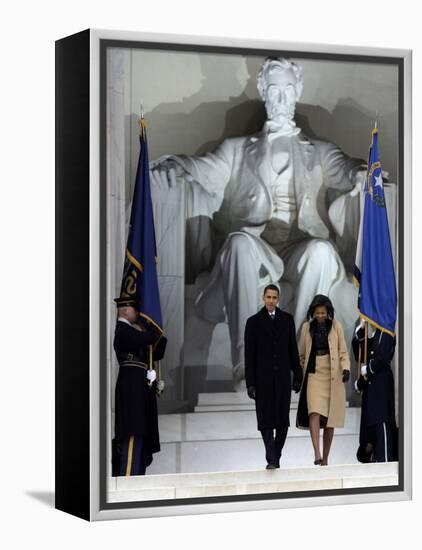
[266,463,277,470]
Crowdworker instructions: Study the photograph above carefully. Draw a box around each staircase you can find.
[107,392,399,504]
[146,391,360,475]
[108,462,398,503]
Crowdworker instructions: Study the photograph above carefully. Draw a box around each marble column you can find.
[107,48,130,455]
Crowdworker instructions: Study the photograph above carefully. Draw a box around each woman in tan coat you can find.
[296,295,350,465]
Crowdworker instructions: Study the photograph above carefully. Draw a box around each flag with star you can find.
[353,127,397,335]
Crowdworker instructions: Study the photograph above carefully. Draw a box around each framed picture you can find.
[55,28,412,521]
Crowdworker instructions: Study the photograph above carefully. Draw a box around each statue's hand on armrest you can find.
[349,168,389,197]
[150,156,189,189]
[350,169,366,197]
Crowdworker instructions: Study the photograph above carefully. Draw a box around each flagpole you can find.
[357,338,361,388]
[147,345,153,387]
[364,321,368,379]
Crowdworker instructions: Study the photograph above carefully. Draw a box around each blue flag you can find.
[353,127,397,336]
[120,118,163,333]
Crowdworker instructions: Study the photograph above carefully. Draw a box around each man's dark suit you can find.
[245,307,302,467]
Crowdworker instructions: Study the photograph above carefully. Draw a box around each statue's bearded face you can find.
[264,67,298,124]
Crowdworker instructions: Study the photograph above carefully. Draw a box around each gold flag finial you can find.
[139,101,146,136]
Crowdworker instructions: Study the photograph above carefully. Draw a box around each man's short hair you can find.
[263,284,280,296]
[256,57,304,102]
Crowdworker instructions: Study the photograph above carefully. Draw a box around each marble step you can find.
[195,390,298,412]
[158,407,360,443]
[147,432,361,475]
[194,391,348,412]
[157,399,189,414]
[108,461,398,502]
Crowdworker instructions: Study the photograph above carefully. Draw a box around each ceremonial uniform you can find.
[352,327,397,462]
[113,317,167,476]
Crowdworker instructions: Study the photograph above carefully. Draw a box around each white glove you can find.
[146,369,157,382]
[156,379,165,392]
[355,318,365,336]
[361,364,368,376]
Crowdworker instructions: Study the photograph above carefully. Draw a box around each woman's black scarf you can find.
[306,318,333,374]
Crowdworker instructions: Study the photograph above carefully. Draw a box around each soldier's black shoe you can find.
[266,463,277,470]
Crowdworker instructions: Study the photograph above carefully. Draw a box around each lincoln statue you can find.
[150,57,366,390]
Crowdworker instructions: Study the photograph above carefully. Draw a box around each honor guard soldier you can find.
[112,296,167,476]
[352,322,398,463]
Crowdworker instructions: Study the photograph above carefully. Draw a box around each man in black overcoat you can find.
[245,284,302,469]
[112,297,167,476]
[352,323,398,463]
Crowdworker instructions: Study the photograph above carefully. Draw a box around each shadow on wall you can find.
[296,99,397,181]
[144,99,266,158]
[142,55,265,159]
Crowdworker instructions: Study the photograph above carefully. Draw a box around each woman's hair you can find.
[306,294,335,320]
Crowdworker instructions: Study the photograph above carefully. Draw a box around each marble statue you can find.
[150,57,367,391]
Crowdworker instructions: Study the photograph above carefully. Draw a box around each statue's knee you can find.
[306,239,336,262]
[226,233,252,256]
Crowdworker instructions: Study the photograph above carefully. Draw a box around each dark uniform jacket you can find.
[114,319,167,459]
[245,307,302,431]
[352,328,396,427]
